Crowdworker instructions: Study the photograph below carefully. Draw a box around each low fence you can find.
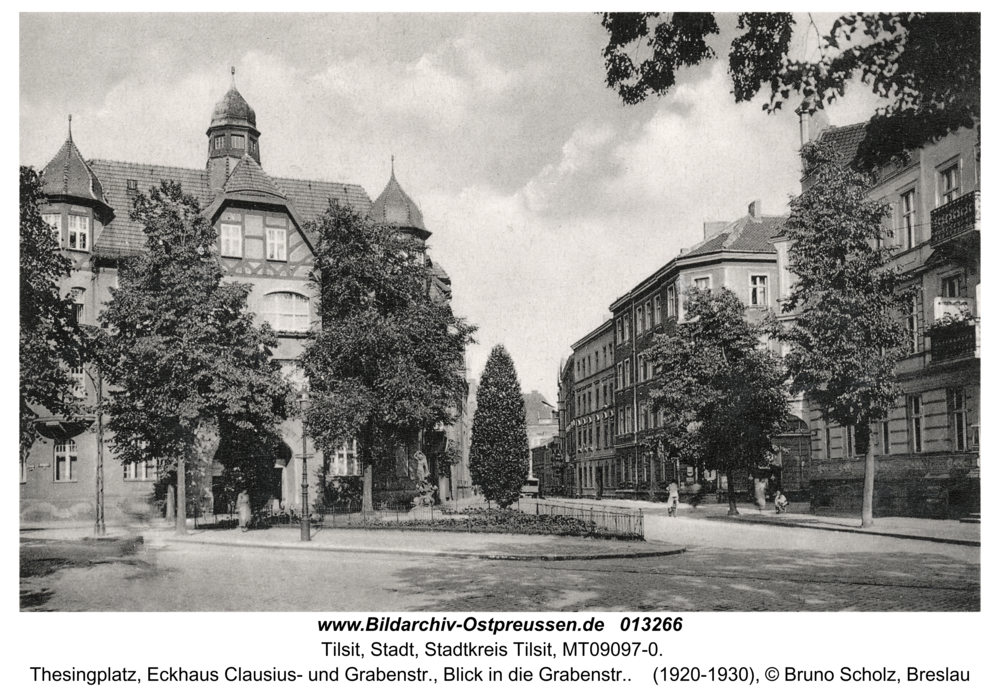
[515,499,644,540]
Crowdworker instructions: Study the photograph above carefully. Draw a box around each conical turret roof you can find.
[40,125,109,208]
[370,165,430,238]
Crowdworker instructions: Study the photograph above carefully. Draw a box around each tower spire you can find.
[391,154,395,178]
[68,114,73,143]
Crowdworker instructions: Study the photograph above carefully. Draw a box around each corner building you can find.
[789,112,981,518]
[21,74,464,522]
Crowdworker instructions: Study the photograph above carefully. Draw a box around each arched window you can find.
[263,292,310,333]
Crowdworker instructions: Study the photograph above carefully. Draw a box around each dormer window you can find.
[42,213,61,241]
[231,134,245,150]
[127,179,138,192]
[67,214,89,251]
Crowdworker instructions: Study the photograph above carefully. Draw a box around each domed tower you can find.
[207,67,261,192]
[369,159,432,241]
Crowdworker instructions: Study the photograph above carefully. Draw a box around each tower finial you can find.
[391,154,395,177]
[230,66,236,87]
[68,114,73,143]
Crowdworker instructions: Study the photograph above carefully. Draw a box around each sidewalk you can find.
[19,520,686,561]
[543,497,980,547]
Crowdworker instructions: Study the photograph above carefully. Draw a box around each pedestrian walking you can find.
[237,490,251,531]
[774,490,788,514]
[667,480,679,517]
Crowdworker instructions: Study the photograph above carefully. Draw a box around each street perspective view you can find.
[20,13,979,614]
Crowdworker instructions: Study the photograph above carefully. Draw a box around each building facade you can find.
[610,203,788,500]
[21,74,468,522]
[567,320,615,497]
[791,115,981,518]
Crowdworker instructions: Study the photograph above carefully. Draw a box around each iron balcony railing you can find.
[931,190,980,247]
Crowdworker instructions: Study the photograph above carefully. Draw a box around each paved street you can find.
[20,511,979,612]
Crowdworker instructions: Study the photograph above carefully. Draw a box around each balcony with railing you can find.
[926,297,980,362]
[931,190,980,247]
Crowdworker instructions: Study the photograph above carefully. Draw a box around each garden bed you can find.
[319,507,641,540]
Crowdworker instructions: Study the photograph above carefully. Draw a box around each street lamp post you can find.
[298,392,311,542]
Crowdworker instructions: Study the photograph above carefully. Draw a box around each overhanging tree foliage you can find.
[96,182,290,523]
[601,12,979,168]
[299,203,475,512]
[19,166,87,463]
[645,287,789,516]
[469,345,530,509]
[777,143,911,527]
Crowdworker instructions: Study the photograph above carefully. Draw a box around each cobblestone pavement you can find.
[20,534,978,612]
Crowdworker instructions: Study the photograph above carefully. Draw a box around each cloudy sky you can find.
[20,13,887,402]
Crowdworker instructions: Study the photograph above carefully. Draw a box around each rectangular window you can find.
[67,214,89,251]
[266,228,287,261]
[750,275,768,307]
[624,358,631,386]
[907,291,922,354]
[215,135,225,150]
[949,388,967,452]
[616,362,623,390]
[881,420,891,456]
[825,427,832,460]
[70,365,86,399]
[941,274,962,298]
[616,318,623,344]
[940,164,960,204]
[654,295,662,324]
[42,213,61,240]
[636,307,644,334]
[220,223,242,258]
[54,440,77,482]
[231,134,245,150]
[645,301,652,330]
[900,189,916,249]
[694,276,710,290]
[908,395,923,453]
[124,458,157,481]
[126,179,138,191]
[667,285,677,318]
[623,316,630,342]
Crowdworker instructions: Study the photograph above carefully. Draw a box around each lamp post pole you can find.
[298,392,311,542]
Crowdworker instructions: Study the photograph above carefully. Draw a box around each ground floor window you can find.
[124,458,157,481]
[54,440,77,482]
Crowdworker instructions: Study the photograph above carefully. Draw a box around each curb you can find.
[158,536,687,561]
[714,516,981,547]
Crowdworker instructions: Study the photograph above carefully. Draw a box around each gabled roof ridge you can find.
[224,154,287,199]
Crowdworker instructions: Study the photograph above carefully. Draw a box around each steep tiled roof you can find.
[523,391,556,425]
[273,177,371,223]
[41,139,109,207]
[88,160,211,258]
[224,155,287,199]
[84,159,370,259]
[815,122,867,166]
[680,215,785,259]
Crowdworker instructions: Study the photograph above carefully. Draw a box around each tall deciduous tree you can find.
[19,166,87,463]
[97,182,289,528]
[299,203,475,512]
[601,12,979,168]
[646,287,789,516]
[469,345,530,509]
[777,143,910,528]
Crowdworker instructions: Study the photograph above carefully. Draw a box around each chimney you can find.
[703,221,727,240]
[796,98,830,147]
[748,199,763,221]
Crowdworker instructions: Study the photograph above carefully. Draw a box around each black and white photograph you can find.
[14,8,987,694]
